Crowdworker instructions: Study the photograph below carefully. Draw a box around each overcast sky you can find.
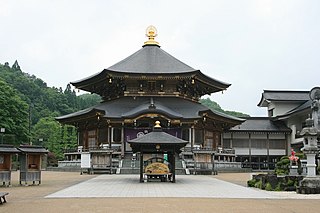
[1,0,319,116]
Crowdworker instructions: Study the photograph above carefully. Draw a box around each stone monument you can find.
[297,87,320,194]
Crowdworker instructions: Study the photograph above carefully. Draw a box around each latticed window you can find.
[113,128,122,143]
[88,130,96,148]
[269,139,286,149]
[233,139,249,148]
[182,128,189,141]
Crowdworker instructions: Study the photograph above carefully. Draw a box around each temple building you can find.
[257,90,314,152]
[56,26,244,174]
[222,89,318,171]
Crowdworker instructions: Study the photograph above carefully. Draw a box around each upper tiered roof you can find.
[71,26,231,97]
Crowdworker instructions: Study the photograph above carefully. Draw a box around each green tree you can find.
[32,117,62,158]
[78,93,101,109]
[0,78,29,144]
[32,117,77,160]
[200,98,250,117]
[199,98,223,111]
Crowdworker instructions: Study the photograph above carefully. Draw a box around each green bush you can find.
[275,156,290,175]
[287,179,294,187]
[247,179,257,187]
[254,180,262,189]
[265,182,273,191]
[274,183,282,191]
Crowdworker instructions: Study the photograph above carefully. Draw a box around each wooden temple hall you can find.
[56,26,244,181]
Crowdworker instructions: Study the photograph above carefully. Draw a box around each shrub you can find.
[274,183,282,191]
[265,182,273,191]
[287,179,294,187]
[254,180,262,189]
[275,156,290,175]
[247,179,257,187]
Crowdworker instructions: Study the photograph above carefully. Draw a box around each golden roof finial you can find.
[144,25,159,46]
[154,120,161,128]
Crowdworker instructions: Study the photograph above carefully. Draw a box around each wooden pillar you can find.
[121,126,125,157]
[139,152,143,183]
[111,127,114,143]
[248,133,252,167]
[267,133,270,170]
[172,151,176,183]
[96,128,99,146]
[191,126,195,149]
[108,126,112,148]
[85,130,88,150]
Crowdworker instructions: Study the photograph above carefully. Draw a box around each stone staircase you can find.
[119,155,140,174]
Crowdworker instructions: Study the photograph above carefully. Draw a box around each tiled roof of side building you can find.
[257,90,310,107]
[18,145,48,153]
[228,117,291,132]
[0,144,20,153]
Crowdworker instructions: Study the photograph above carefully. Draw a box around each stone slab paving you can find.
[45,175,320,199]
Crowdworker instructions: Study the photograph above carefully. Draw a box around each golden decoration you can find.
[144,25,159,46]
[154,120,161,128]
[145,162,169,174]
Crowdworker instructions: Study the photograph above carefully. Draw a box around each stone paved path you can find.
[45,175,319,199]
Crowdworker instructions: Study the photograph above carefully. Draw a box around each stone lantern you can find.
[300,118,318,177]
[297,87,320,194]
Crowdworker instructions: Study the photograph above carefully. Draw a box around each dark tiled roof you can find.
[55,108,105,121]
[128,129,188,144]
[257,90,310,107]
[0,144,20,153]
[228,117,291,132]
[56,97,243,123]
[58,97,206,120]
[107,45,196,74]
[71,45,231,93]
[18,145,48,154]
[121,100,183,118]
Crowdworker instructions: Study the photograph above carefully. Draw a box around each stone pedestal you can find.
[297,177,320,194]
[289,165,298,176]
[305,152,317,177]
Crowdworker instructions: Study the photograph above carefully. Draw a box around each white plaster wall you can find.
[251,148,267,155]
[232,133,249,139]
[269,134,286,139]
[251,134,267,139]
[269,149,286,155]
[269,102,303,117]
[234,148,249,155]
[235,148,285,156]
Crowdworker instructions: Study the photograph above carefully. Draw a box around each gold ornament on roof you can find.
[144,25,159,46]
[154,120,161,128]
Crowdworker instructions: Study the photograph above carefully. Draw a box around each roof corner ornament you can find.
[144,25,159,46]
